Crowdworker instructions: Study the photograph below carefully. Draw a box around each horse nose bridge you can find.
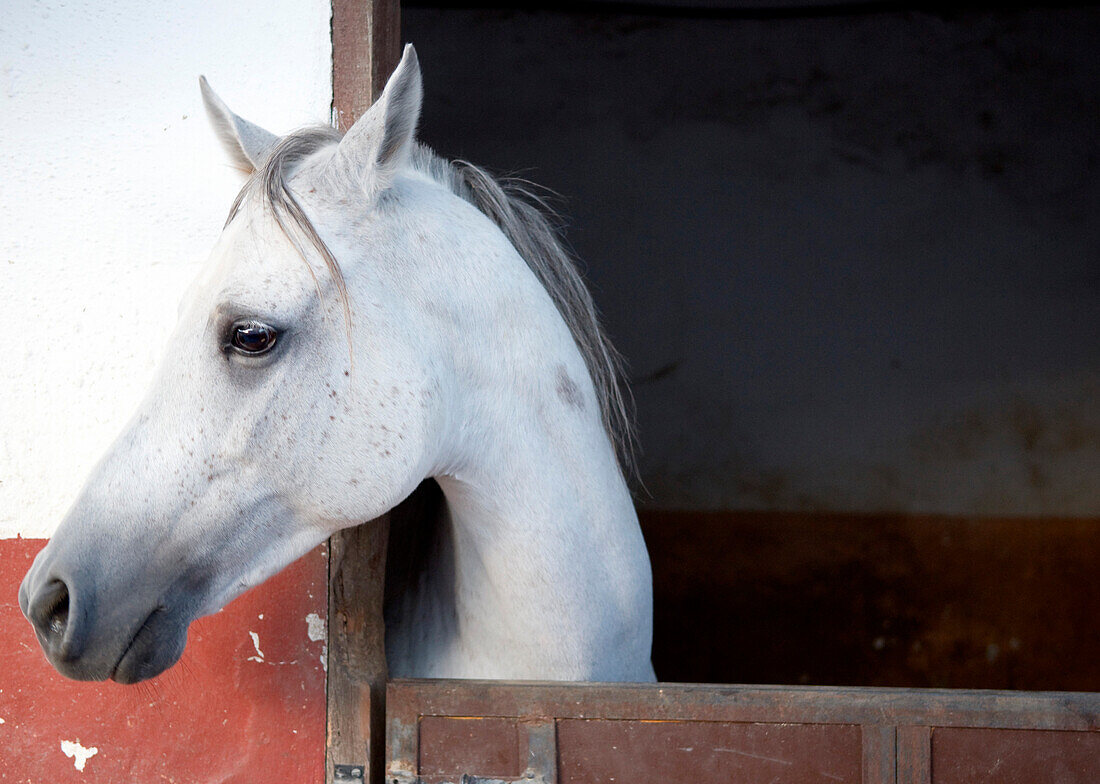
[81,429,213,524]
[48,439,245,588]
[88,382,258,510]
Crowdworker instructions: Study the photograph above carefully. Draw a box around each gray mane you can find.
[409,146,637,477]
[233,128,637,477]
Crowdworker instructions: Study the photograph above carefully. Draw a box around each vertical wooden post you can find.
[896,725,932,784]
[861,725,897,784]
[327,521,390,784]
[332,0,402,133]
[326,2,401,783]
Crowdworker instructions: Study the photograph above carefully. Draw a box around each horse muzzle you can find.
[19,545,190,683]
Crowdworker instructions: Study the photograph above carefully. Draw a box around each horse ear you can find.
[199,76,279,174]
[330,44,422,196]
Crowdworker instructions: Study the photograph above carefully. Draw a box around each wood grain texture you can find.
[557,719,862,784]
[327,520,390,784]
[387,679,1100,731]
[419,717,524,782]
[332,0,402,131]
[387,680,1100,784]
[932,727,1100,784]
[897,726,931,784]
[862,725,897,784]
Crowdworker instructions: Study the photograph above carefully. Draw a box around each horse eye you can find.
[229,320,278,355]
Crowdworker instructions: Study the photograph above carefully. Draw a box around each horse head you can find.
[20,46,451,683]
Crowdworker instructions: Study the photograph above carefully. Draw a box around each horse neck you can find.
[425,363,650,680]
[386,225,651,680]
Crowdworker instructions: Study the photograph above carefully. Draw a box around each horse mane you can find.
[409,145,637,478]
[230,128,637,478]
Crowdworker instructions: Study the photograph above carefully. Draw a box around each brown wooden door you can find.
[386,679,1100,784]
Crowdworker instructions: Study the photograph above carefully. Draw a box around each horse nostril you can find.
[32,579,71,647]
[48,586,70,638]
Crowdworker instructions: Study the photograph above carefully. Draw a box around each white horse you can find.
[20,46,654,684]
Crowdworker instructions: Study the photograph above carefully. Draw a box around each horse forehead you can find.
[196,203,315,297]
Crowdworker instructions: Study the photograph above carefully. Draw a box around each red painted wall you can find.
[0,538,327,783]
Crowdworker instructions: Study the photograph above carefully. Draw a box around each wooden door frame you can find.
[385,679,1100,784]
[325,5,402,783]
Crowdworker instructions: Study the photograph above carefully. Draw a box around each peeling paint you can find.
[246,630,302,666]
[305,612,326,642]
[248,631,265,663]
[60,739,98,772]
[307,612,328,671]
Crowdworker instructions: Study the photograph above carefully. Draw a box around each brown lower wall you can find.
[640,510,1100,691]
[0,538,327,783]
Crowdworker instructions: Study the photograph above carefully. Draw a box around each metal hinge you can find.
[333,763,366,784]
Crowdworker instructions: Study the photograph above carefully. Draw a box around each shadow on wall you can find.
[405,4,1099,518]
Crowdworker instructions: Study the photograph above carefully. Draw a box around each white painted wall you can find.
[1,0,333,537]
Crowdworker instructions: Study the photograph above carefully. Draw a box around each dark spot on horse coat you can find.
[555,365,585,411]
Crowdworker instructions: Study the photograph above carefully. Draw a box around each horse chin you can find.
[108,607,189,685]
